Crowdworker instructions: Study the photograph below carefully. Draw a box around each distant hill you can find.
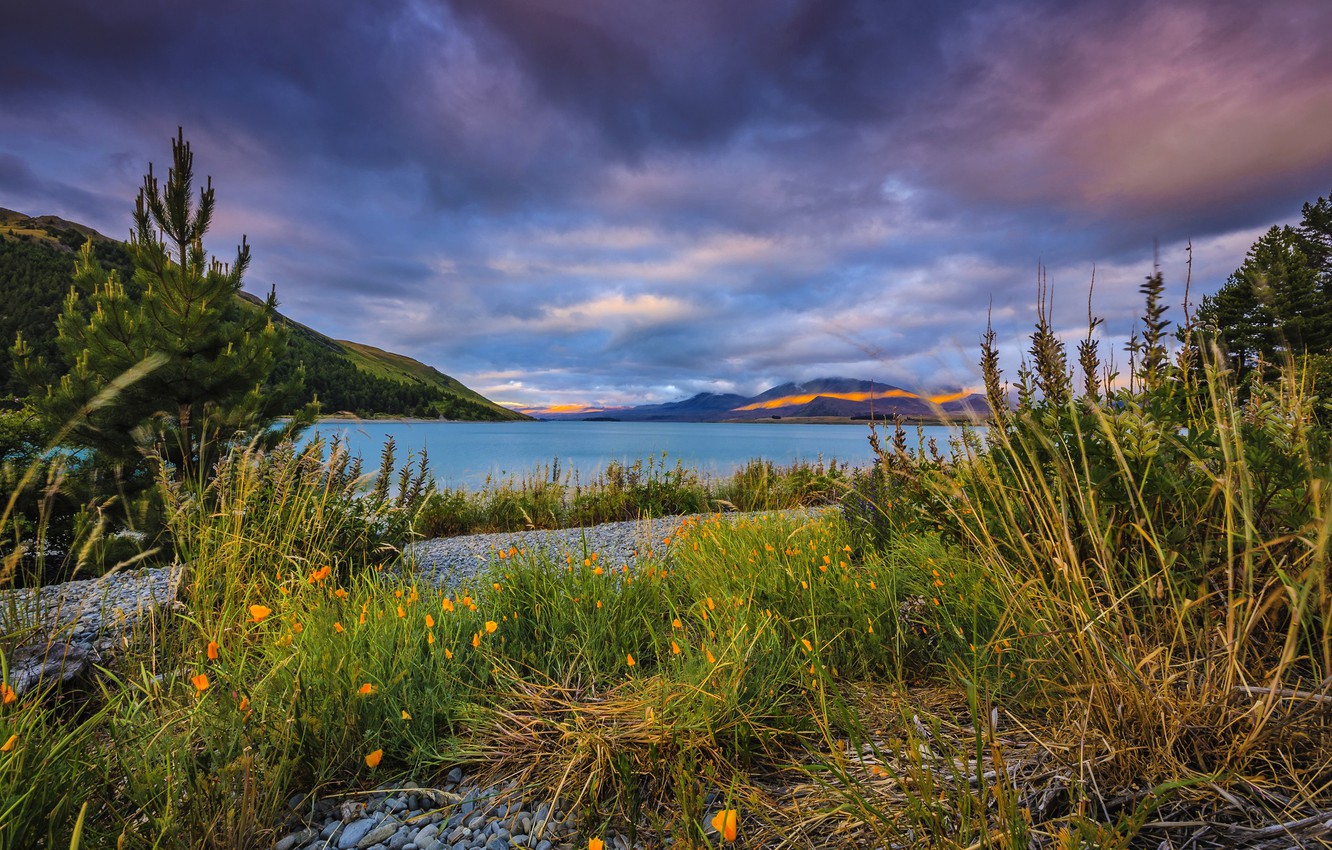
[0,209,527,421]
[532,377,988,422]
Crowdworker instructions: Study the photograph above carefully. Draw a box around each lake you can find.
[301,420,971,489]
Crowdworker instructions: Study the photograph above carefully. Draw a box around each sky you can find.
[3,0,1331,412]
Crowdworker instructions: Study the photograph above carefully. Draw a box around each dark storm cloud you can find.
[3,0,1330,409]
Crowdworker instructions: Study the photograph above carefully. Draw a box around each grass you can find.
[3,283,1331,848]
[413,454,851,538]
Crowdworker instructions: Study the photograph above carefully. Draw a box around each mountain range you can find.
[0,208,527,421]
[529,377,988,422]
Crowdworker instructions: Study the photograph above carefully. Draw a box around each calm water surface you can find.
[302,420,969,489]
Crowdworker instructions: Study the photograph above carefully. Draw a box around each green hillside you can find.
[0,209,527,420]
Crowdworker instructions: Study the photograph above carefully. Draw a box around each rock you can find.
[414,823,441,845]
[339,817,379,849]
[322,821,344,841]
[358,822,401,848]
[446,767,464,784]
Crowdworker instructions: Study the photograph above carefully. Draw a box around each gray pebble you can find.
[339,818,379,850]
[446,767,464,784]
[535,841,552,850]
[322,821,344,841]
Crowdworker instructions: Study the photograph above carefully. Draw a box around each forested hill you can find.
[0,209,527,420]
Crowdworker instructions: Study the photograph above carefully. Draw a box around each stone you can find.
[321,821,344,841]
[535,841,553,850]
[339,817,379,849]
[358,822,401,848]
[446,767,464,784]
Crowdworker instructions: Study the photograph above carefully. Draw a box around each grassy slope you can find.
[0,208,527,420]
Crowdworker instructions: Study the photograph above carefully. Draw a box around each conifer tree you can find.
[13,129,308,479]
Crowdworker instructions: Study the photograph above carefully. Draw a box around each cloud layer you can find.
[3,0,1330,408]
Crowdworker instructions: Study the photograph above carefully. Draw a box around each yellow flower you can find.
[1,684,15,704]
[397,606,406,619]
[471,632,481,649]
[206,640,219,660]
[589,839,605,850]
[671,640,681,655]
[485,621,498,634]
[593,566,604,576]
[444,648,454,659]
[248,604,272,623]
[335,588,349,599]
[711,809,738,842]
[401,710,412,721]
[292,621,304,634]
[441,597,455,613]
[626,653,635,667]
[801,638,813,653]
[672,617,682,629]
[191,673,210,693]
[365,749,383,768]
[706,597,715,610]
[334,622,344,633]
[359,683,375,695]
[309,566,331,583]
[425,614,435,628]
[427,632,435,644]
[706,648,716,664]
[0,734,16,753]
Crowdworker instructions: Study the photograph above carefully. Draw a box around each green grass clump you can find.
[413,454,850,538]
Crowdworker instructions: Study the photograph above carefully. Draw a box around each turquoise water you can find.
[301,420,971,489]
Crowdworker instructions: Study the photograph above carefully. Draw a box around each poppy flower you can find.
[206,640,219,660]
[626,653,635,667]
[589,840,604,850]
[365,749,383,768]
[0,734,16,753]
[485,621,497,634]
[359,683,375,695]
[334,622,345,633]
[671,641,681,655]
[401,710,412,720]
[248,605,272,623]
[191,673,210,693]
[711,809,738,842]
[425,615,435,628]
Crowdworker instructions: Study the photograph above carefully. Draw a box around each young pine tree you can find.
[13,129,309,480]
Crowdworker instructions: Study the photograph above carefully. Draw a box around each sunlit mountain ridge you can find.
[525,378,987,421]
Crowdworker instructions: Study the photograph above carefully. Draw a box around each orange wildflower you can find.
[248,604,272,623]
[358,683,375,695]
[589,840,605,850]
[401,710,412,721]
[427,632,435,645]
[309,566,332,583]
[626,653,636,667]
[711,809,738,842]
[441,597,455,613]
[365,749,383,768]
[471,632,481,648]
[671,640,681,655]
[334,588,349,599]
[1,684,15,704]
[706,648,716,664]
[397,606,406,619]
[425,614,435,628]
[206,640,219,660]
[0,734,16,753]
[191,673,210,693]
[334,622,345,633]
[444,648,454,659]
[485,621,497,633]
